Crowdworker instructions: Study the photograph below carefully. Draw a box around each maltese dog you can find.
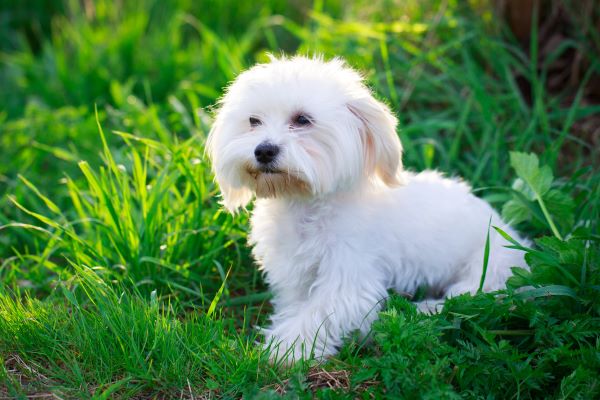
[207,55,527,363]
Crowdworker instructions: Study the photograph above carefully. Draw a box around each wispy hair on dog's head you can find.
[207,54,403,212]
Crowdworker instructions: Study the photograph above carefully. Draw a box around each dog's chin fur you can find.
[207,55,529,365]
[244,167,311,199]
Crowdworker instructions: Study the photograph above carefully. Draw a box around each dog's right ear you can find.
[206,118,254,213]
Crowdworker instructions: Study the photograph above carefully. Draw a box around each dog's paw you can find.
[414,298,445,314]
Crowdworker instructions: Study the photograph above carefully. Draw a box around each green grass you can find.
[1,0,599,397]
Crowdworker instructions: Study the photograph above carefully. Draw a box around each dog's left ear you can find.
[347,94,403,186]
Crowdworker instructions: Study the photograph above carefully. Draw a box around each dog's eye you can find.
[249,117,262,127]
[292,114,311,127]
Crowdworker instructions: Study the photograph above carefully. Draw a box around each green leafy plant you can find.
[502,152,576,239]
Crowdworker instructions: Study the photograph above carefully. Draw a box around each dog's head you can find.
[207,55,403,212]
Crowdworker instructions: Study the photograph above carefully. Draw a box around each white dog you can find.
[207,55,527,363]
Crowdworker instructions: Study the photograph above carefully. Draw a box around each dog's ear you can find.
[206,119,254,213]
[347,94,403,186]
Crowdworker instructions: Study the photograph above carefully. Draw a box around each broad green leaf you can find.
[509,152,563,239]
[516,285,577,300]
[506,267,531,288]
[509,152,553,197]
[501,199,531,225]
[536,237,583,266]
[536,165,554,196]
[544,189,575,228]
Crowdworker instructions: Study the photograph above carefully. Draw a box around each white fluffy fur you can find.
[207,55,527,363]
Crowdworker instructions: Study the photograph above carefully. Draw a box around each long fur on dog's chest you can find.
[249,199,333,299]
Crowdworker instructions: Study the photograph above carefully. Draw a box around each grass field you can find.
[1,0,599,398]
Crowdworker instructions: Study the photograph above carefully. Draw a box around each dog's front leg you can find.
[263,249,387,363]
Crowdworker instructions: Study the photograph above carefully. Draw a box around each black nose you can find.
[254,142,280,164]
